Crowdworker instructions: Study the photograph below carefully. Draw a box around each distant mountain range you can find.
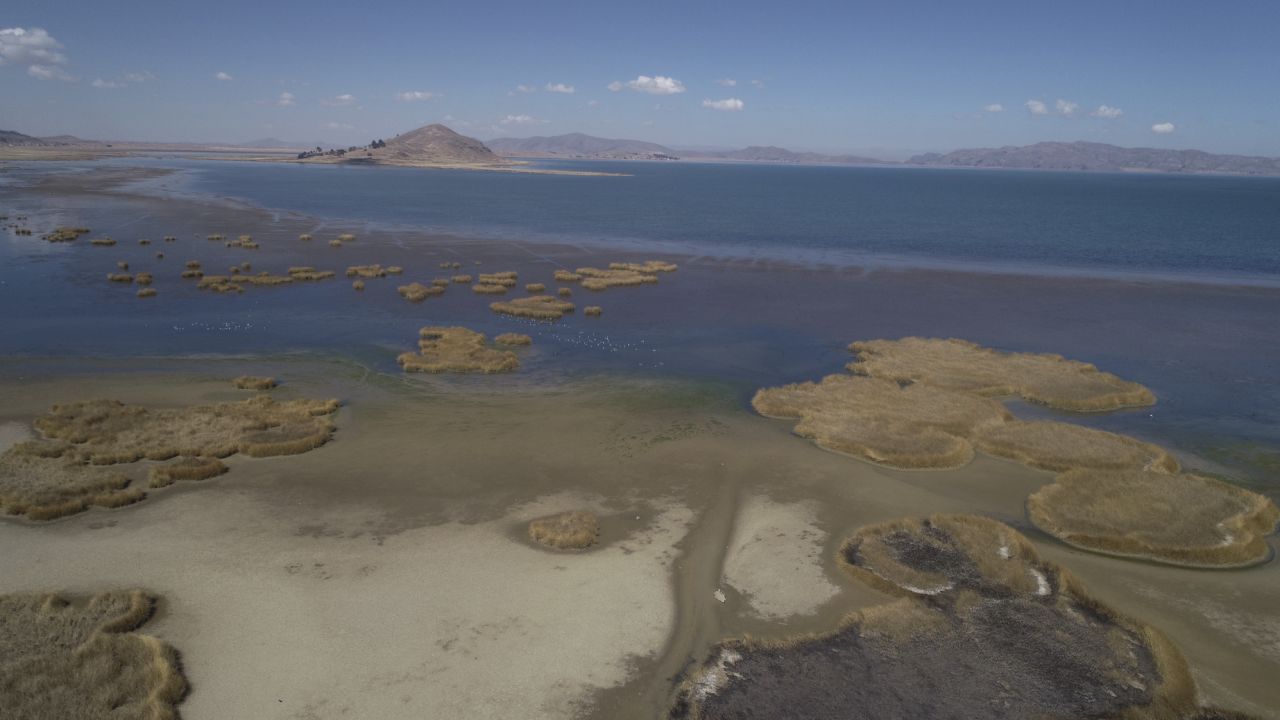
[486,133,678,160]
[687,145,889,165]
[0,130,100,147]
[909,141,1280,175]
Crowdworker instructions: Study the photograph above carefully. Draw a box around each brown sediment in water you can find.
[398,282,445,302]
[525,283,546,293]
[752,374,1011,469]
[1028,469,1280,568]
[148,456,228,488]
[494,333,533,346]
[673,514,1201,720]
[973,420,1180,473]
[528,511,600,550]
[397,326,519,374]
[232,376,277,391]
[0,589,187,719]
[848,337,1156,412]
[490,295,575,320]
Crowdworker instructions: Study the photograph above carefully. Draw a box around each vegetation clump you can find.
[136,288,157,298]
[206,234,224,242]
[226,235,258,249]
[673,514,1202,720]
[163,235,176,242]
[974,420,1179,473]
[576,266,660,291]
[398,282,444,302]
[471,283,507,295]
[346,264,388,278]
[553,269,581,282]
[232,376,277,391]
[584,306,603,316]
[134,272,154,286]
[525,283,546,293]
[494,333,533,346]
[352,279,365,291]
[558,287,572,297]
[139,239,151,245]
[440,261,463,269]
[609,260,679,273]
[41,226,91,243]
[299,233,312,241]
[848,337,1156,412]
[148,456,227,488]
[90,238,117,246]
[0,590,187,719]
[1028,469,1280,568]
[397,326,519,374]
[528,511,600,549]
[478,272,519,287]
[490,295,575,320]
[451,274,473,284]
[0,396,338,519]
[107,273,133,283]
[287,266,336,281]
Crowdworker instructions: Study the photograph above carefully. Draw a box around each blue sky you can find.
[2,0,1278,157]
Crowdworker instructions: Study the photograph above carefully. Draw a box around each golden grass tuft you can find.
[431,278,450,287]
[148,456,228,488]
[184,260,201,269]
[752,374,1010,469]
[584,305,602,316]
[134,272,154,286]
[117,261,129,270]
[451,274,473,284]
[525,283,546,293]
[974,420,1179,473]
[179,269,203,279]
[576,266,661,291]
[163,235,176,242]
[41,226,91,243]
[299,233,312,241]
[328,239,342,247]
[553,269,581,282]
[194,276,243,293]
[609,260,679,273]
[528,511,600,549]
[136,288,157,298]
[90,237,117,246]
[398,282,444,302]
[494,332,533,346]
[346,264,388,278]
[0,590,188,719]
[848,337,1156,412]
[1028,469,1280,568]
[352,279,365,291]
[490,295,575,320]
[440,261,463,269]
[557,287,572,297]
[107,273,133,283]
[387,265,404,274]
[471,283,508,295]
[226,235,259,249]
[287,267,336,281]
[206,234,224,241]
[337,233,356,243]
[478,272,519,287]
[155,252,164,259]
[232,376,277,391]
[397,326,519,374]
[139,239,151,245]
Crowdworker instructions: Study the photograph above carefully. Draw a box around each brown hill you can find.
[376,124,503,165]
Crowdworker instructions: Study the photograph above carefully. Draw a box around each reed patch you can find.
[397,326,519,374]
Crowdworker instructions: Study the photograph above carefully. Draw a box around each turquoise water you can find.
[167,158,1280,283]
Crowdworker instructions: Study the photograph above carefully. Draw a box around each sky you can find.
[2,0,1278,158]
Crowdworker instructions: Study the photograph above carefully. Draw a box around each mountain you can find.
[909,141,1280,175]
[1,129,50,146]
[688,145,889,165]
[486,133,679,160]
[294,124,505,167]
[240,137,331,150]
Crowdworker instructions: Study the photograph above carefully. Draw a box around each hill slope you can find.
[487,133,679,160]
[910,141,1280,175]
[689,145,889,165]
[295,124,505,167]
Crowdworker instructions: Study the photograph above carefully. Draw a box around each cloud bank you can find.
[608,75,686,94]
[702,98,744,111]
[1,27,74,81]
[544,82,574,94]
[1091,104,1123,118]
[396,91,436,101]
[1152,122,1175,134]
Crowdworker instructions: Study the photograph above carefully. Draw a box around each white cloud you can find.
[716,78,737,87]
[276,92,296,107]
[321,93,355,106]
[0,27,69,67]
[545,82,575,94]
[395,90,436,102]
[123,71,155,83]
[215,71,233,81]
[325,122,354,130]
[1152,122,1175,134]
[611,75,686,95]
[750,79,764,88]
[1025,99,1049,115]
[984,103,1004,113]
[1055,98,1078,116]
[514,84,536,94]
[1091,104,1123,119]
[92,78,121,88]
[92,71,154,89]
[702,97,744,111]
[28,64,74,82]
[500,114,541,125]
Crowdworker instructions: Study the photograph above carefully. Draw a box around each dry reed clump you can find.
[328,239,342,247]
[90,237,117,246]
[287,267,336,281]
[973,420,1180,473]
[163,235,176,242]
[609,260,679,273]
[0,395,340,519]
[107,273,133,283]
[1028,469,1280,568]
[528,511,600,550]
[298,233,312,241]
[148,456,228,488]
[576,266,660,291]
[226,235,259,249]
[398,282,445,302]
[0,590,187,719]
[139,239,151,245]
[848,337,1156,412]
[557,287,572,297]
[490,295,575,320]
[194,276,243,293]
[337,233,356,243]
[346,264,388,278]
[41,226,91,243]
[440,261,463,269]
[553,269,581,283]
[451,274,473,284]
[431,278,450,287]
[179,269,203,279]
[232,376,277,391]
[584,306,602,316]
[525,283,546,293]
[184,260,201,269]
[752,374,1011,469]
[206,234,224,242]
[134,272,154,286]
[352,279,365,291]
[136,288,157,298]
[478,272,518,287]
[494,332,533,346]
[672,513,1202,720]
[472,283,508,295]
[397,326,519,374]
[155,252,164,260]
[117,261,129,270]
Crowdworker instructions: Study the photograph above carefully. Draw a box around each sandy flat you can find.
[0,421,32,453]
[721,495,839,619]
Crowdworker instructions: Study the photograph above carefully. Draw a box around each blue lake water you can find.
[158,157,1280,283]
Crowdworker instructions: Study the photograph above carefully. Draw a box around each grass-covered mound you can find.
[494,333,532,346]
[397,326,519,374]
[0,590,186,720]
[752,374,1010,468]
[974,420,1180,473]
[397,282,445,302]
[490,295,575,320]
[0,396,339,519]
[1028,469,1279,568]
[232,376,277,391]
[528,510,599,550]
[673,514,1206,720]
[848,337,1156,412]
